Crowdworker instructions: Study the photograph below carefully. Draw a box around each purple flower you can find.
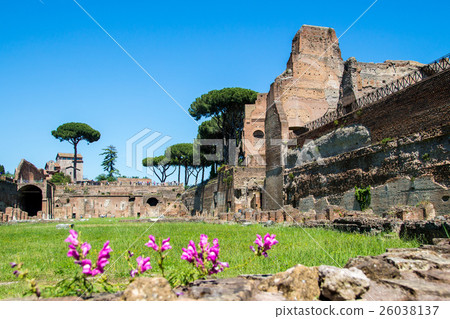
[130,269,138,278]
[98,241,112,259]
[146,235,172,252]
[136,256,152,273]
[80,259,93,275]
[160,237,172,252]
[181,235,228,275]
[209,261,229,275]
[13,270,20,277]
[145,235,159,251]
[207,238,220,263]
[128,250,134,258]
[67,244,80,260]
[181,240,198,263]
[93,240,112,274]
[10,262,17,268]
[251,233,279,257]
[81,242,91,257]
[65,229,79,246]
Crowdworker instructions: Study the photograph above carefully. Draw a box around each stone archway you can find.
[147,197,159,206]
[18,185,42,216]
[145,197,160,217]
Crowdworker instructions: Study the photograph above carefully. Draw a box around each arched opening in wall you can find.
[253,130,264,139]
[147,197,159,207]
[18,185,42,216]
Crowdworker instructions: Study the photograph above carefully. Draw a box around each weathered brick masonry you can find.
[297,68,450,146]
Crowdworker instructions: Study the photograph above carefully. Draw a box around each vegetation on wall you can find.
[50,172,72,185]
[355,186,371,210]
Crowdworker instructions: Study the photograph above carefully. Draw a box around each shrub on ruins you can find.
[95,174,116,182]
[51,122,100,181]
[50,172,72,185]
[355,186,371,211]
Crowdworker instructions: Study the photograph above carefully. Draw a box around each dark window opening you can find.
[147,197,159,206]
[253,130,264,139]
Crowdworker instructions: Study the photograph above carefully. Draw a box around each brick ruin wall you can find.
[52,184,185,219]
[182,166,265,216]
[282,69,450,216]
[0,180,19,222]
[297,68,450,146]
[261,25,424,210]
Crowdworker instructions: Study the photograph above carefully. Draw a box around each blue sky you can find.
[0,0,448,181]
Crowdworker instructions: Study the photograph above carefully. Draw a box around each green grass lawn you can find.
[0,218,419,299]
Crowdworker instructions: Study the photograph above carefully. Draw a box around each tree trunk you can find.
[178,165,181,184]
[201,166,205,183]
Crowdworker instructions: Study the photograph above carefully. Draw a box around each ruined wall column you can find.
[264,94,289,210]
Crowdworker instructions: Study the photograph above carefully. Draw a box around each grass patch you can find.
[0,219,419,299]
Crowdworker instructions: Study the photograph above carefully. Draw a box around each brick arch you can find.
[18,184,42,216]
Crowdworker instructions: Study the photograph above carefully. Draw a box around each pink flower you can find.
[199,234,209,250]
[181,235,228,275]
[181,240,198,263]
[65,230,79,246]
[98,241,112,259]
[10,262,17,268]
[209,261,229,275]
[146,235,172,252]
[81,242,91,257]
[67,244,80,260]
[137,256,152,273]
[80,259,93,275]
[160,237,172,252]
[207,238,220,263]
[145,235,158,251]
[251,233,278,257]
[130,269,138,278]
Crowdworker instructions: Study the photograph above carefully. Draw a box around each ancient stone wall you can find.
[182,166,265,215]
[0,179,18,213]
[53,184,184,219]
[14,159,45,182]
[298,68,450,146]
[243,93,267,167]
[261,25,426,209]
[339,58,423,106]
[286,130,449,215]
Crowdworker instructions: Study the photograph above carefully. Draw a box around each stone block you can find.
[276,210,285,223]
[260,212,269,222]
[318,265,370,301]
[122,277,177,301]
[259,264,320,301]
[269,211,276,222]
